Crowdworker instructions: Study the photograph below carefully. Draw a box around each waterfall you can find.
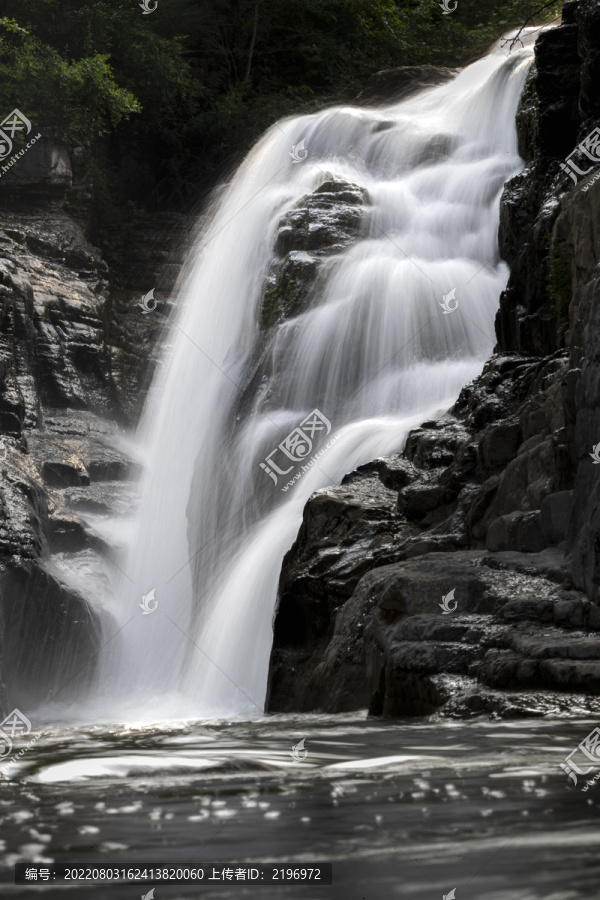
[93,33,536,720]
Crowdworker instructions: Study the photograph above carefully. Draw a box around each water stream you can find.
[2,717,599,899]
[91,35,535,719]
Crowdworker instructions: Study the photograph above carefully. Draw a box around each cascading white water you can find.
[94,33,536,720]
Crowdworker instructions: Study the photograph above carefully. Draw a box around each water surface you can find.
[1,715,598,899]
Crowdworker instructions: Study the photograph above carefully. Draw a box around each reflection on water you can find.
[1,716,599,898]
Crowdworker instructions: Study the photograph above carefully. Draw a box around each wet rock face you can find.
[269,546,600,717]
[0,182,186,713]
[497,0,600,358]
[1,563,101,710]
[261,179,367,330]
[567,188,600,600]
[0,198,114,431]
[0,406,139,711]
[496,3,582,355]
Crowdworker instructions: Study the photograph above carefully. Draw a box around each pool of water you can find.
[1,714,599,899]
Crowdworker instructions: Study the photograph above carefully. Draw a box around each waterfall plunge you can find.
[94,34,536,720]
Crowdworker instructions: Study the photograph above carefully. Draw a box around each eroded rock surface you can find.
[0,179,184,711]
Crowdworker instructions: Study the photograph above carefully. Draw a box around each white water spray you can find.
[94,34,536,719]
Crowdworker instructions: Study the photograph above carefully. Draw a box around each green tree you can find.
[0,0,564,273]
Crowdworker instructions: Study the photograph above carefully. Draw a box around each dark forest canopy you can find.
[0,0,562,267]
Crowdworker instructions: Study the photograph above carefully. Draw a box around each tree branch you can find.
[502,1,563,52]
[242,0,261,85]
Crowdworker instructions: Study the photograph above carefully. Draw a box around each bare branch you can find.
[243,1,262,85]
[501,1,563,53]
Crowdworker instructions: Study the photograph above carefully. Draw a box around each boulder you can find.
[478,421,521,474]
[404,419,470,468]
[260,179,367,330]
[486,510,545,553]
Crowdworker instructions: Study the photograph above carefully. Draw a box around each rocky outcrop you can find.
[267,0,600,718]
[261,179,367,330]
[0,197,114,429]
[496,0,600,355]
[268,546,600,717]
[237,177,368,418]
[567,186,600,599]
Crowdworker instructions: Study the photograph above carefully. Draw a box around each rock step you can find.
[481,651,600,694]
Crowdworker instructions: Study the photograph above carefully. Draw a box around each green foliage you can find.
[0,17,140,146]
[0,0,565,271]
[89,161,146,280]
[0,0,565,176]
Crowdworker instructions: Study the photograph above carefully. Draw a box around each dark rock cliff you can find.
[267,0,600,719]
[0,138,189,712]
